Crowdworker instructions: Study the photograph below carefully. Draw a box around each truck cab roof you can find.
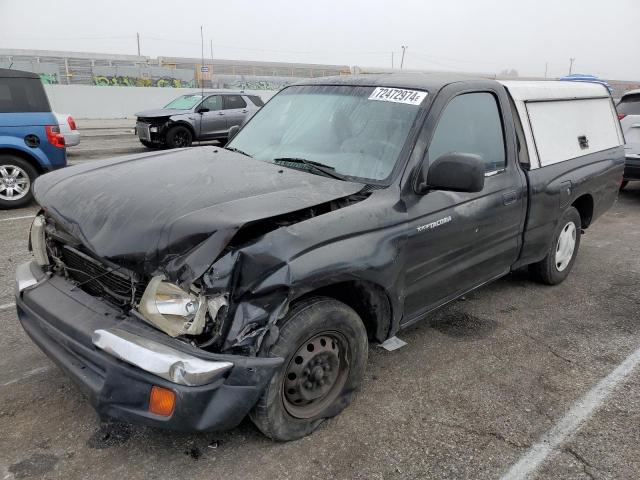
[0,68,40,79]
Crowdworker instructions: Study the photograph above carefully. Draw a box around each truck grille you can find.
[60,245,145,307]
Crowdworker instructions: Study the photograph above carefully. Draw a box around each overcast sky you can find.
[1,0,638,80]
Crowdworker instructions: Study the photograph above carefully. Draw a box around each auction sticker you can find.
[368,87,427,105]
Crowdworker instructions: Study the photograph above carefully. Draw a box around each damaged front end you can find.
[31,184,371,357]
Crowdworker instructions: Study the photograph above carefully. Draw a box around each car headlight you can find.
[29,215,50,266]
[138,276,208,337]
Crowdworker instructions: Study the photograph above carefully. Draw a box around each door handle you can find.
[218,112,225,116]
[242,110,248,113]
[502,191,517,205]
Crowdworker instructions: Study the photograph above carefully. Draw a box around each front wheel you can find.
[529,206,582,285]
[250,297,368,441]
[165,126,193,149]
[0,156,37,209]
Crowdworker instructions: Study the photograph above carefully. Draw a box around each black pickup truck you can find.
[16,74,624,441]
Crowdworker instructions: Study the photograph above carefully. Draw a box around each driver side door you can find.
[197,95,225,139]
[403,87,526,324]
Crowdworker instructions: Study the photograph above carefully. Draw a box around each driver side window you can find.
[201,95,222,111]
[428,92,506,172]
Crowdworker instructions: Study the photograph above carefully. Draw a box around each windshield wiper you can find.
[273,157,346,180]
[225,146,252,157]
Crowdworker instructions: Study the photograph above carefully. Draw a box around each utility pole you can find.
[569,57,575,75]
[391,52,394,69]
[544,62,548,79]
[400,46,407,70]
[200,26,205,90]
[136,32,141,57]
[210,38,214,76]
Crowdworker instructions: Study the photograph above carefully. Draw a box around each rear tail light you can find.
[45,125,65,148]
[67,116,77,130]
[618,113,627,120]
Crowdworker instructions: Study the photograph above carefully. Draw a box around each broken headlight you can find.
[138,276,208,338]
[29,215,50,266]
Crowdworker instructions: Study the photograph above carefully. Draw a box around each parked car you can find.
[16,75,623,441]
[616,89,640,189]
[134,91,263,149]
[0,68,66,208]
[55,113,80,147]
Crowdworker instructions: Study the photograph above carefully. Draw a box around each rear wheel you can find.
[0,156,37,209]
[529,206,581,285]
[250,297,368,441]
[165,126,193,149]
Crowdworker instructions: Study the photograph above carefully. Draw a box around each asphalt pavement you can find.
[0,130,639,479]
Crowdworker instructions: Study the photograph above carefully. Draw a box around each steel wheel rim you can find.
[173,130,190,147]
[282,331,349,419]
[0,165,30,201]
[555,221,576,272]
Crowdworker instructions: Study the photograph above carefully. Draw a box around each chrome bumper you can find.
[15,261,41,296]
[92,328,233,387]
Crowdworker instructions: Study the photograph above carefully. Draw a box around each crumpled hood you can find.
[34,147,364,286]
[135,108,191,118]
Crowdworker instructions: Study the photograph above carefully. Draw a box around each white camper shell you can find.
[499,81,624,170]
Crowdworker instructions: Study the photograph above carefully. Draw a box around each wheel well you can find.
[572,194,594,229]
[0,148,44,174]
[294,281,392,343]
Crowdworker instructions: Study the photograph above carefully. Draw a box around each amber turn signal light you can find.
[149,386,176,417]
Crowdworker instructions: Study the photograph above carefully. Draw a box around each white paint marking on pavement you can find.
[2,366,52,387]
[501,344,640,480]
[0,302,15,311]
[379,336,408,351]
[0,214,35,222]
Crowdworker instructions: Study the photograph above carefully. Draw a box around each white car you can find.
[54,113,80,147]
[617,90,640,189]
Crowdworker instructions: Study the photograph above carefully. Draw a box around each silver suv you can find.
[135,91,263,149]
[617,89,640,189]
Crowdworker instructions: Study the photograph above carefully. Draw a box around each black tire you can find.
[529,206,582,285]
[0,155,38,209]
[250,297,368,441]
[620,180,629,191]
[139,139,159,149]
[165,125,193,149]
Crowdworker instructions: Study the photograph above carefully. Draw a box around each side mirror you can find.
[228,125,240,141]
[197,107,210,114]
[418,152,485,194]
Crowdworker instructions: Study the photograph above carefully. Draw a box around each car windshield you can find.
[164,94,204,110]
[227,85,426,182]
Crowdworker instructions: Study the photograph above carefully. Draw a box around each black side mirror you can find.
[228,125,240,141]
[197,107,210,114]
[418,152,485,194]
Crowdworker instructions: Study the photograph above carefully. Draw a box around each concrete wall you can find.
[43,85,278,119]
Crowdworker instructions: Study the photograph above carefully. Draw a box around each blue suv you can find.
[0,68,66,208]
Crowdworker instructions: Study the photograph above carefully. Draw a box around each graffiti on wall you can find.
[39,73,59,85]
[212,75,300,91]
[92,76,195,88]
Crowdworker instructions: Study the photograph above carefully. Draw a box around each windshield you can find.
[227,85,426,182]
[164,94,204,110]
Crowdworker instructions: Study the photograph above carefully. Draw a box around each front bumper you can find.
[623,156,640,181]
[15,261,283,432]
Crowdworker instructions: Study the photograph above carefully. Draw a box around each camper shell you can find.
[15,74,624,440]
